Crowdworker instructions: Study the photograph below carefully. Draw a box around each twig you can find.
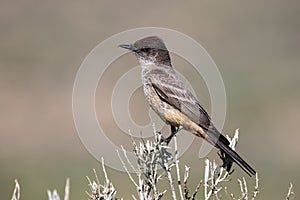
[192,180,202,200]
[64,178,70,200]
[47,190,60,200]
[183,165,191,199]
[174,136,184,200]
[47,178,70,200]
[160,148,176,200]
[116,149,138,188]
[101,158,109,184]
[204,159,209,200]
[251,173,259,200]
[286,183,295,200]
[11,179,20,200]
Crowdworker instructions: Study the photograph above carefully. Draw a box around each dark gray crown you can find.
[133,36,168,51]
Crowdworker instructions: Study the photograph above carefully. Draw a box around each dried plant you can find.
[115,128,259,200]
[11,179,20,200]
[86,158,120,200]
[9,129,295,200]
[47,178,70,200]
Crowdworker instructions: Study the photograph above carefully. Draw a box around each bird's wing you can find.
[149,74,214,133]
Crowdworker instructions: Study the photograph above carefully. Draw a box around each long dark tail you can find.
[215,134,256,176]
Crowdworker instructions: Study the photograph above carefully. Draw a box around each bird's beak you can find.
[118,44,137,51]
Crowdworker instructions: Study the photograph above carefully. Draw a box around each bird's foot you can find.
[160,135,172,145]
[155,131,168,145]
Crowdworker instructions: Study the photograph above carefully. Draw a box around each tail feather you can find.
[216,134,256,176]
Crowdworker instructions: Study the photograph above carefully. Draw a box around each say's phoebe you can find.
[119,36,256,176]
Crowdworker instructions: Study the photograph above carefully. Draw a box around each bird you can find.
[119,36,256,176]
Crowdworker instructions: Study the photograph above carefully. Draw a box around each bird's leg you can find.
[161,125,180,145]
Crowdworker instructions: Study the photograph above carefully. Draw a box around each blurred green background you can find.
[1,0,299,199]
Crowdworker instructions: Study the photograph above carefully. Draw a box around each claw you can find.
[160,136,172,145]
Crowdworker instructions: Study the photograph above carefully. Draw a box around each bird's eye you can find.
[141,48,150,52]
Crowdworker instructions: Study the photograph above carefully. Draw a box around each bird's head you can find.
[119,36,171,66]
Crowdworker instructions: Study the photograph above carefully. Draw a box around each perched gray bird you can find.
[119,36,256,176]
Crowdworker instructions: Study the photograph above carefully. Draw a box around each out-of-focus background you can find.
[1,0,299,199]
